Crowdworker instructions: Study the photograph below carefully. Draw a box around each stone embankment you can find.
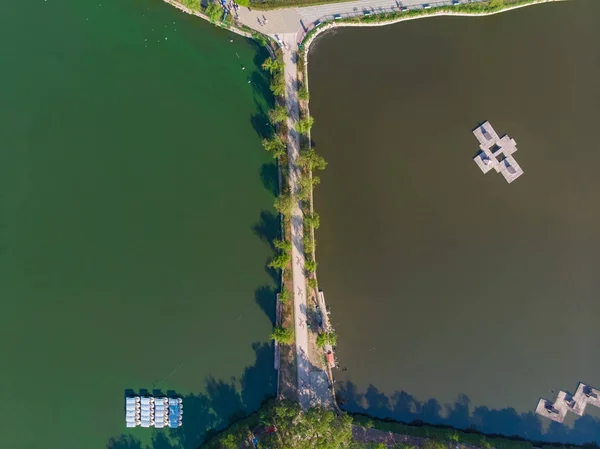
[299,0,564,53]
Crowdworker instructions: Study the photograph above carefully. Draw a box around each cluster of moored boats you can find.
[125,396,183,428]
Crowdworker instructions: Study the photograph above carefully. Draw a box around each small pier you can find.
[473,121,523,183]
[125,395,183,428]
[536,383,600,423]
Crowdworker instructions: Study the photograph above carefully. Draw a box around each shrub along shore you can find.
[299,0,565,50]
[200,400,594,449]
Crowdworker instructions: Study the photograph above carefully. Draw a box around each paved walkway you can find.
[281,33,312,409]
[237,0,455,37]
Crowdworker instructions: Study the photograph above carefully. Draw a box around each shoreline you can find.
[301,0,566,55]
[161,0,252,38]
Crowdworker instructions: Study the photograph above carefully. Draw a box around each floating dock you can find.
[473,121,523,183]
[536,383,600,423]
[125,396,183,428]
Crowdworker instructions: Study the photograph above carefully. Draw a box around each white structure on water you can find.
[536,383,600,423]
[125,395,183,428]
[473,121,523,184]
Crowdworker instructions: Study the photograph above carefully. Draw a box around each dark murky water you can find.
[310,0,600,443]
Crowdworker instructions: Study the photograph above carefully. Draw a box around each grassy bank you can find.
[351,414,592,449]
[341,0,557,24]
[200,400,594,449]
[298,0,561,49]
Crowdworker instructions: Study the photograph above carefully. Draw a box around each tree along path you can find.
[281,32,312,410]
[237,0,469,36]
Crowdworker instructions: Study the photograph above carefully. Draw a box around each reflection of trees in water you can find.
[336,381,600,446]
[107,342,276,449]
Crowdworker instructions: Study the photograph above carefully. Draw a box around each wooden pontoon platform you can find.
[536,383,600,423]
[473,121,523,184]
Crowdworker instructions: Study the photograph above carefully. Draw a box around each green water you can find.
[0,1,277,448]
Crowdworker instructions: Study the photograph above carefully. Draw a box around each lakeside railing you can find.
[295,0,482,47]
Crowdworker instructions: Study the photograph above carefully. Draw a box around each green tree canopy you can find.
[181,0,200,10]
[262,57,284,75]
[305,258,317,273]
[262,135,286,159]
[269,105,288,124]
[252,31,267,47]
[305,212,320,230]
[279,289,289,303]
[270,76,286,96]
[270,326,294,345]
[303,232,314,255]
[298,86,310,101]
[205,2,223,21]
[295,116,314,135]
[274,193,294,217]
[298,174,320,200]
[269,252,291,270]
[316,331,337,349]
[274,238,292,252]
[297,148,327,172]
[260,401,353,449]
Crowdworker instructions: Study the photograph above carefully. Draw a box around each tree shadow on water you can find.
[252,210,279,252]
[249,44,272,101]
[107,343,276,449]
[260,162,279,197]
[254,285,276,325]
[250,101,272,141]
[335,380,600,446]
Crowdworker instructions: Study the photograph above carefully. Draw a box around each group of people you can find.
[257,14,269,27]
[224,1,240,21]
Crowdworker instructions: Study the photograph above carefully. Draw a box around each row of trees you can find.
[263,56,286,97]
[262,56,296,347]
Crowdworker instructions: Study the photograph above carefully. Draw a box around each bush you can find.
[296,116,314,135]
[305,212,320,230]
[274,193,294,217]
[270,326,294,345]
[180,0,200,10]
[269,105,288,124]
[205,2,223,22]
[274,238,292,252]
[298,86,309,101]
[316,331,337,348]
[252,31,268,47]
[269,252,291,270]
[262,135,286,159]
[279,289,289,303]
[298,147,327,171]
[303,234,314,255]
